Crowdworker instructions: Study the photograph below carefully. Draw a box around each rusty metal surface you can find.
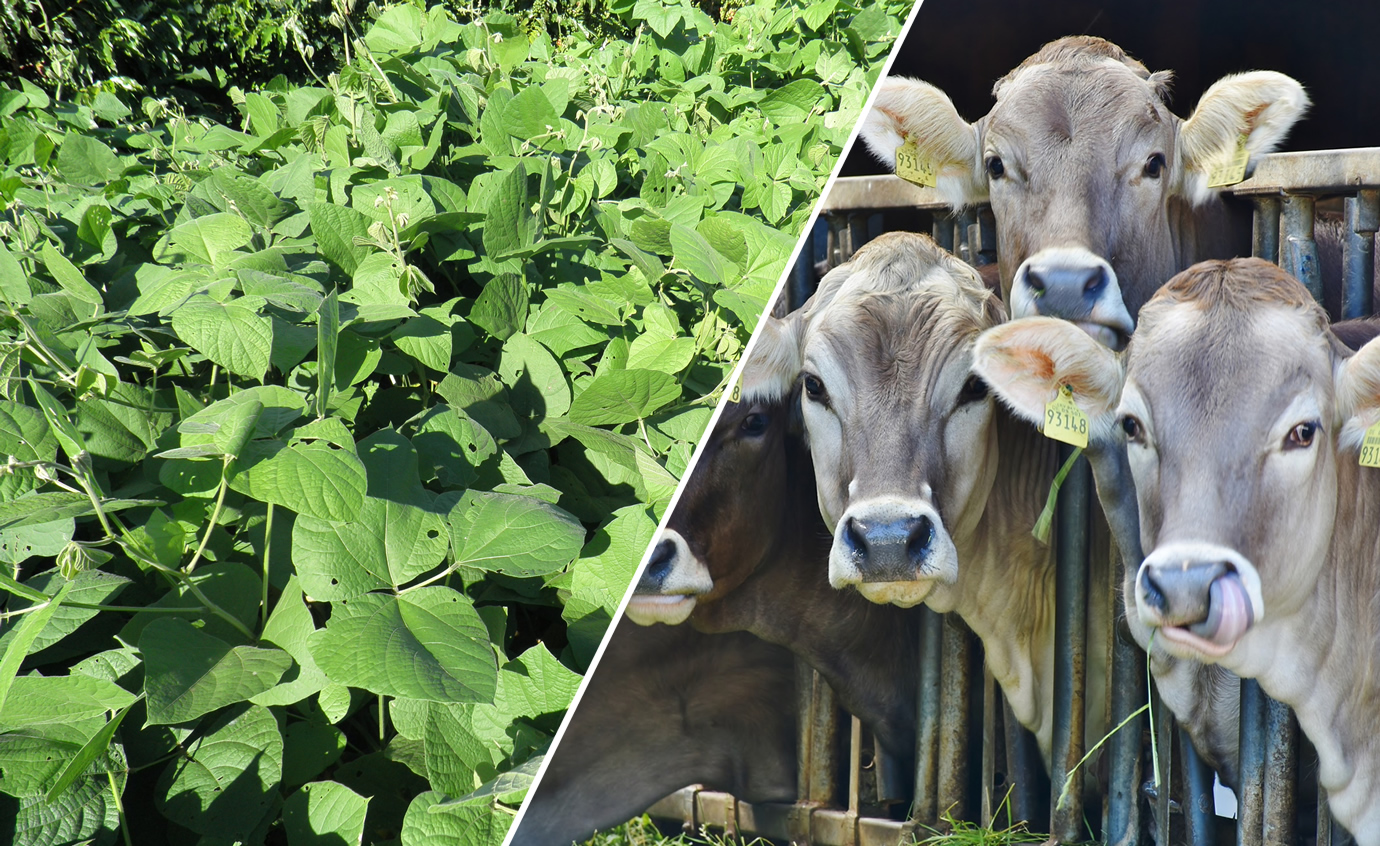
[981,669,997,827]
[1049,450,1090,842]
[1261,698,1298,846]
[1237,679,1266,846]
[1230,147,1380,196]
[696,792,738,835]
[937,614,976,823]
[1182,728,1217,846]
[1282,194,1322,302]
[913,608,944,825]
[1253,196,1282,264]
[1106,566,1146,845]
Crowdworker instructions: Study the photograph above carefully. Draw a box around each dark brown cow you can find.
[630,391,919,759]
[860,36,1308,345]
[511,620,796,846]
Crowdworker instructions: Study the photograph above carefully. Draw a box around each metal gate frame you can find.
[648,147,1380,846]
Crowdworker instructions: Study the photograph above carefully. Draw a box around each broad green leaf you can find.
[141,618,292,725]
[0,581,73,718]
[155,704,282,839]
[483,165,529,261]
[365,3,424,53]
[317,288,339,418]
[230,439,368,522]
[448,491,584,577]
[170,296,274,381]
[0,518,73,566]
[469,275,528,341]
[391,315,452,372]
[208,169,288,229]
[6,742,125,845]
[39,242,102,306]
[0,243,30,307]
[0,571,128,657]
[308,587,498,703]
[308,202,374,276]
[498,333,570,422]
[292,496,448,600]
[0,400,56,501]
[283,781,369,846]
[0,674,135,731]
[44,700,132,802]
[402,791,508,846]
[435,754,543,807]
[569,368,680,425]
[492,644,581,721]
[168,212,254,267]
[669,222,731,288]
[412,405,497,488]
[502,86,559,139]
[252,577,332,707]
[626,334,696,373]
[55,133,122,184]
[761,78,827,122]
[281,722,346,787]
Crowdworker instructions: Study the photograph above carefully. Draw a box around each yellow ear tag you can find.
[1043,385,1089,448]
[1360,422,1380,468]
[895,139,937,188]
[729,381,741,403]
[1206,132,1251,188]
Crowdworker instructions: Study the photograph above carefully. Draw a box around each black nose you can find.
[640,539,677,589]
[842,515,934,582]
[1026,264,1107,306]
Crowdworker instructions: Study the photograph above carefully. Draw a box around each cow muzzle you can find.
[829,497,958,607]
[626,532,713,626]
[1135,543,1265,658]
[1012,248,1134,350]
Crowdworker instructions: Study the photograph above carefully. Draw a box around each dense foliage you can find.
[0,0,910,843]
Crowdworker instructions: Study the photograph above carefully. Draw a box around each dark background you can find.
[841,0,1380,175]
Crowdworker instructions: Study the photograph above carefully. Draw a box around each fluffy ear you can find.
[859,77,986,208]
[1179,71,1309,205]
[739,312,804,403]
[972,317,1125,443]
[1336,335,1380,453]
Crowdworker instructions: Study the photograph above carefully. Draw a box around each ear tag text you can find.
[895,139,937,188]
[729,381,741,403]
[1361,421,1380,468]
[1043,385,1089,448]
[1206,132,1251,188]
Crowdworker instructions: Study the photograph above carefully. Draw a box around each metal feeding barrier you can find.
[645,147,1380,846]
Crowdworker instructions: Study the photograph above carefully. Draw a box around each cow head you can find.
[977,259,1380,666]
[756,231,1005,607]
[626,370,797,627]
[860,36,1308,347]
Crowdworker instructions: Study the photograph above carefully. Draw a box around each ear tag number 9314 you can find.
[895,139,937,188]
[1361,421,1380,468]
[1043,385,1089,448]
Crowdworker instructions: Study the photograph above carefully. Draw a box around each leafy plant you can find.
[0,0,910,843]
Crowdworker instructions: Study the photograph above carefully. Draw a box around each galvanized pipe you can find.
[1106,587,1146,845]
[913,607,943,824]
[1002,701,1047,831]
[1343,190,1379,319]
[931,212,955,253]
[1253,196,1282,263]
[873,737,907,804]
[1281,194,1322,302]
[937,614,976,822]
[981,669,997,827]
[1237,679,1266,846]
[1049,448,1090,842]
[1153,691,1173,846]
[954,207,978,266]
[1261,697,1298,846]
[1181,727,1217,846]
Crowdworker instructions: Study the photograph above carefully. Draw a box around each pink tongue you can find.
[1193,573,1253,645]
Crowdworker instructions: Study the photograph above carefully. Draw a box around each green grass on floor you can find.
[581,811,1050,846]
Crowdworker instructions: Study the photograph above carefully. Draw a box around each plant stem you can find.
[185,461,230,575]
[261,503,275,633]
[107,770,132,846]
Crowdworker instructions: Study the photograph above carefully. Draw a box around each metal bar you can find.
[790,231,817,311]
[849,716,862,815]
[981,668,996,827]
[954,207,978,266]
[1318,783,1334,846]
[1253,196,1281,266]
[874,736,907,804]
[1261,698,1298,846]
[1281,194,1322,302]
[1237,679,1267,846]
[1154,690,1174,846]
[796,657,814,801]
[931,211,955,253]
[914,606,943,824]
[937,614,975,823]
[1050,448,1090,842]
[826,212,854,269]
[1181,728,1217,846]
[1228,147,1380,195]
[1106,576,1146,845]
[1343,190,1379,319]
[1002,703,1048,832]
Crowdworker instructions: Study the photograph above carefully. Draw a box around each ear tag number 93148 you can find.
[1361,421,1380,468]
[895,139,937,188]
[1043,385,1089,448]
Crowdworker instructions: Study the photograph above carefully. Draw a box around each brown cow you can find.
[511,620,796,846]
[973,259,1380,843]
[752,230,1109,765]
[629,388,919,760]
[859,36,1308,345]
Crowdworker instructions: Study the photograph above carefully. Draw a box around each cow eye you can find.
[1121,415,1144,443]
[986,156,1005,179]
[740,412,769,437]
[803,374,828,404]
[1144,153,1166,179]
[957,375,989,406]
[1285,421,1319,450]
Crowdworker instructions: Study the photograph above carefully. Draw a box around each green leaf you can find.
[155,704,282,839]
[391,315,452,372]
[308,202,374,276]
[283,780,369,846]
[292,496,448,600]
[141,617,292,725]
[0,580,73,718]
[39,242,102,306]
[230,439,368,522]
[168,212,254,267]
[281,722,346,787]
[308,587,498,703]
[498,333,570,422]
[503,86,559,139]
[317,288,339,418]
[469,275,528,341]
[170,296,274,381]
[493,643,581,721]
[0,674,135,731]
[7,742,125,844]
[44,699,133,802]
[569,368,680,425]
[252,577,332,707]
[761,78,826,122]
[448,491,584,577]
[0,570,128,656]
[402,791,508,846]
[669,222,730,287]
[626,334,695,373]
[55,133,122,184]
[0,243,32,307]
[483,165,529,261]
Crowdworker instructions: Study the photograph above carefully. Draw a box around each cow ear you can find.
[1335,334,1380,454]
[859,77,986,207]
[972,317,1125,441]
[740,312,804,404]
[1179,71,1310,205]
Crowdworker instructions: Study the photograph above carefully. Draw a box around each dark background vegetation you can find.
[843,0,1380,175]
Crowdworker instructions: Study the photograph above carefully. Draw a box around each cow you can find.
[752,229,1109,767]
[510,620,797,846]
[858,35,1309,346]
[972,258,1380,843]
[628,382,919,761]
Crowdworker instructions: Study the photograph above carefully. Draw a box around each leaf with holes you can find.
[292,496,449,600]
[448,490,584,577]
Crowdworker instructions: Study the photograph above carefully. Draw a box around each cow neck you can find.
[938,406,1061,758]
[691,437,920,756]
[1233,456,1380,843]
[1168,194,1246,278]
